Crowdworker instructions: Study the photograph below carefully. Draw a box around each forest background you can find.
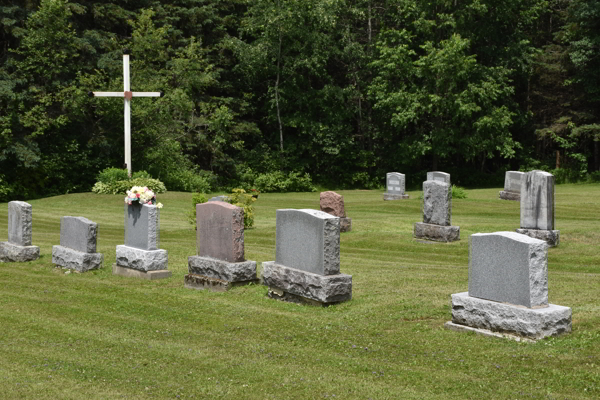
[0,0,598,200]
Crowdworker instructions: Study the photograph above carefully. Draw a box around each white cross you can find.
[89,50,163,176]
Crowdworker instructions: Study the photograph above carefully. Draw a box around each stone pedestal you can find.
[499,191,520,201]
[383,193,409,200]
[414,222,460,242]
[0,241,40,262]
[112,264,171,280]
[52,245,103,272]
[262,261,352,305]
[448,292,572,340]
[115,245,169,278]
[186,255,257,291]
[516,228,560,247]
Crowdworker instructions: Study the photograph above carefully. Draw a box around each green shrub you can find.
[166,169,215,193]
[0,175,12,202]
[92,177,167,195]
[97,167,129,184]
[451,184,467,199]
[132,170,152,179]
[253,171,316,193]
[188,193,208,226]
[227,188,256,229]
[586,171,600,183]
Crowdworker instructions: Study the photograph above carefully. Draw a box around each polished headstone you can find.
[386,172,406,195]
[124,203,159,250]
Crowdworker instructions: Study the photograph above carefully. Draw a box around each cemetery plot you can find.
[414,172,460,242]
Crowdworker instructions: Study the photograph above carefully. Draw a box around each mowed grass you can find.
[0,185,598,399]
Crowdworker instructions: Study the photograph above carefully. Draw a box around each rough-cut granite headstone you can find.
[447,231,571,340]
[516,170,559,247]
[468,232,547,308]
[115,203,169,278]
[186,202,256,291]
[426,171,451,184]
[52,216,103,272]
[0,201,39,262]
[499,171,524,201]
[383,172,409,200]
[414,179,460,242]
[320,191,352,232]
[262,209,352,305]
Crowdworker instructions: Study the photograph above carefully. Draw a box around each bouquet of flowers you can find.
[124,186,163,208]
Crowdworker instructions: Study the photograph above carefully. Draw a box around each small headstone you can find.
[320,191,351,232]
[208,195,228,202]
[383,172,409,200]
[186,202,257,291]
[516,170,559,246]
[499,171,524,201]
[0,201,39,262]
[447,231,572,340]
[262,209,352,305]
[52,216,103,272]
[414,173,459,242]
[115,203,169,279]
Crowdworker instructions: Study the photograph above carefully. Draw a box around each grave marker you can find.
[383,172,409,200]
[414,172,459,242]
[0,201,39,262]
[499,171,524,201]
[320,191,352,232]
[52,216,103,272]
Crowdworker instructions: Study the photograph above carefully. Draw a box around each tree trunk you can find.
[276,0,284,153]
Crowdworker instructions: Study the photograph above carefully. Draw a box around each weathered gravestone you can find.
[320,191,352,232]
[446,232,571,340]
[186,202,257,291]
[0,201,40,262]
[383,172,409,200]
[114,203,170,279]
[499,171,524,201]
[413,173,459,242]
[516,170,560,247]
[52,216,103,272]
[262,209,352,305]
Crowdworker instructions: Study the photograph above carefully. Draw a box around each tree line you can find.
[0,0,598,200]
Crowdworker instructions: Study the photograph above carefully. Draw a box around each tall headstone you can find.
[446,232,572,340]
[52,216,103,272]
[413,172,459,242]
[383,172,409,200]
[0,201,40,262]
[516,170,560,247]
[262,209,352,305]
[499,171,524,201]
[320,191,352,232]
[186,202,257,291]
[114,203,170,279]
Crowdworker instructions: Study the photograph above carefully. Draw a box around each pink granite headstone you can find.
[320,191,346,218]
[196,202,245,263]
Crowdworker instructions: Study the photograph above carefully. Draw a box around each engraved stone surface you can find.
[504,171,524,193]
[521,170,555,230]
[196,202,244,262]
[423,180,451,226]
[426,171,451,184]
[275,209,340,275]
[188,255,256,282]
[468,232,548,308]
[386,172,406,195]
[320,191,346,218]
[262,261,352,304]
[115,245,167,271]
[60,216,97,253]
[124,203,159,250]
[413,222,460,242]
[8,201,32,246]
[450,292,572,339]
[52,245,103,272]
[0,241,39,262]
[516,228,560,247]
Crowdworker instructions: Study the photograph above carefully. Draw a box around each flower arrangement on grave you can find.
[124,186,163,208]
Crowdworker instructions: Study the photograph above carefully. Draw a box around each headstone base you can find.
[116,245,168,271]
[499,191,520,201]
[262,261,352,304]
[444,321,535,343]
[340,217,352,232]
[0,241,40,262]
[184,273,258,292]
[383,193,409,201]
[414,222,460,242]
[112,264,172,280]
[188,256,257,282]
[450,292,571,340]
[52,245,103,272]
[515,229,560,247]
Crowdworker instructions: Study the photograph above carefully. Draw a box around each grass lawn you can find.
[0,185,598,399]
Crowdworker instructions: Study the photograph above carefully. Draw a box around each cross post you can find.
[89,50,163,176]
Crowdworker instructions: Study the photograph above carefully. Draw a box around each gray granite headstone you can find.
[468,232,548,308]
[208,195,228,202]
[423,180,451,226]
[426,171,450,184]
[124,203,159,250]
[386,172,405,194]
[8,201,32,246]
[60,216,97,253]
[275,209,340,275]
[505,171,524,193]
[520,170,554,230]
[196,202,244,262]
